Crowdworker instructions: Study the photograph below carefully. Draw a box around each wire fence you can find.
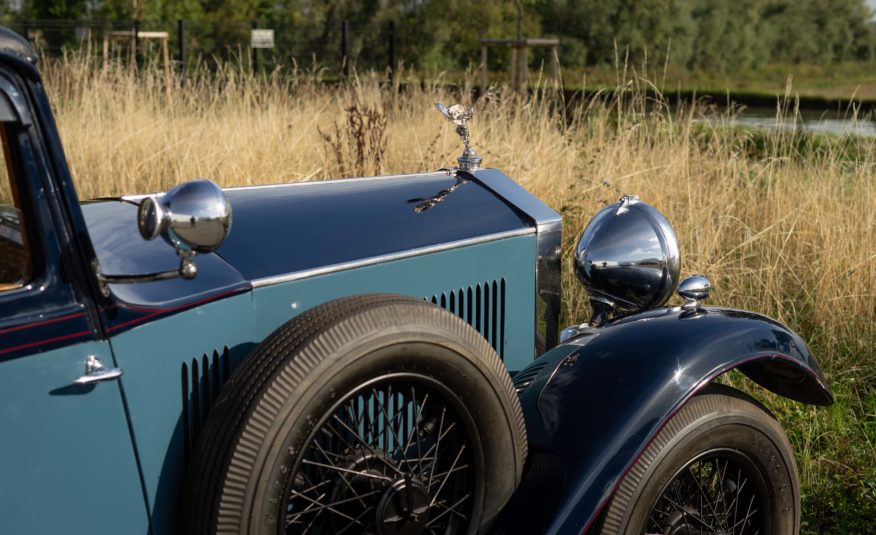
[9,18,400,79]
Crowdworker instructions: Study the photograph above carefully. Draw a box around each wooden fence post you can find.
[250,21,258,74]
[132,19,139,68]
[481,45,488,93]
[387,20,395,83]
[341,19,349,80]
[178,19,185,84]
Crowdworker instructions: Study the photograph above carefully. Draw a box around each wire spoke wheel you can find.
[643,449,766,535]
[283,374,476,535]
[179,295,526,535]
[597,385,799,535]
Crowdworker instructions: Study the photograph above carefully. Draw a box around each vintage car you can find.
[0,26,832,535]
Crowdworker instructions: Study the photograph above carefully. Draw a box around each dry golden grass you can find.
[41,55,876,530]
[46,57,876,336]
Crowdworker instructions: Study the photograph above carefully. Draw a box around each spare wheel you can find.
[179,294,528,535]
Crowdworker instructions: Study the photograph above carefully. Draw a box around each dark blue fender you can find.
[494,306,832,534]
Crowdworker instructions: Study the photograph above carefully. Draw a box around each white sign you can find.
[251,29,275,49]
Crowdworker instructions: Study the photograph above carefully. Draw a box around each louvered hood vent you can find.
[182,347,231,462]
[512,362,547,394]
[427,279,506,360]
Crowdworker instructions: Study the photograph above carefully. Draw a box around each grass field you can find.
[45,56,876,533]
[551,61,876,105]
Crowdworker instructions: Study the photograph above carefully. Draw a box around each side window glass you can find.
[0,123,32,290]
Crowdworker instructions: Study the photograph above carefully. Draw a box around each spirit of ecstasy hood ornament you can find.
[435,102,482,171]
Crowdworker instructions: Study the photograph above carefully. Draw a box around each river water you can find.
[702,108,876,137]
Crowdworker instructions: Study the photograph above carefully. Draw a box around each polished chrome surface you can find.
[136,195,164,240]
[587,297,615,327]
[615,194,640,215]
[95,180,230,294]
[574,196,681,315]
[466,168,563,354]
[559,323,589,344]
[535,221,562,348]
[677,274,711,310]
[408,175,468,212]
[93,258,189,297]
[435,102,482,171]
[137,179,231,253]
[74,355,123,385]
[250,227,534,288]
[94,235,205,290]
[157,179,232,254]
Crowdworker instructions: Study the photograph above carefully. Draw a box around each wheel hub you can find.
[647,450,766,535]
[375,476,430,535]
[661,508,726,535]
[337,452,389,490]
[324,452,393,532]
[283,377,477,533]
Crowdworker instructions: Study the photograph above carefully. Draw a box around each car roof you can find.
[0,27,36,64]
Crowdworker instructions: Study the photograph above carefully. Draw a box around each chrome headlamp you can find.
[94,179,232,297]
[574,195,681,325]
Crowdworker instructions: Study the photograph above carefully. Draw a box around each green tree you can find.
[688,0,769,72]
[24,0,89,19]
[537,0,696,68]
[397,0,540,70]
[97,0,204,21]
[5,0,876,71]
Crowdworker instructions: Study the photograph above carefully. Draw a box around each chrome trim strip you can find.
[249,227,535,288]
[464,168,563,356]
[223,170,451,191]
[465,168,563,230]
[535,221,562,351]
[121,171,452,202]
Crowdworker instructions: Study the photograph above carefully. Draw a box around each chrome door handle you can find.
[74,355,123,385]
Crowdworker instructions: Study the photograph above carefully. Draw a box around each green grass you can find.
[719,334,876,533]
[556,62,876,105]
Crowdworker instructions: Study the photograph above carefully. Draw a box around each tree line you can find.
[539,0,876,71]
[3,0,874,72]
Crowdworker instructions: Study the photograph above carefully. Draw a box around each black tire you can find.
[179,294,527,535]
[598,384,799,535]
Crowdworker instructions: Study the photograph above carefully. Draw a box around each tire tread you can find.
[180,294,526,534]
[598,383,797,535]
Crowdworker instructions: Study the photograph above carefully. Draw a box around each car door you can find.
[0,70,149,533]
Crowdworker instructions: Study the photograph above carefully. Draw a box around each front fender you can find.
[495,306,832,534]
